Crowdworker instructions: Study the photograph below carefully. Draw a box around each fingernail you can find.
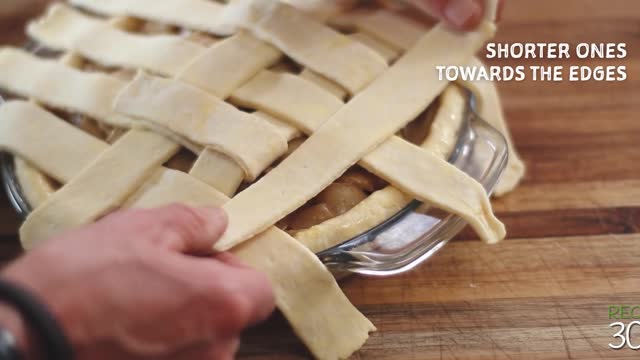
[444,0,481,29]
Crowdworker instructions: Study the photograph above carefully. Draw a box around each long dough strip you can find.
[27,4,206,77]
[461,58,526,196]
[0,101,108,184]
[19,129,180,249]
[216,21,497,250]
[230,1,388,95]
[335,7,524,195]
[69,0,225,34]
[0,48,132,128]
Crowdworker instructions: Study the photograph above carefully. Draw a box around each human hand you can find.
[390,0,505,30]
[1,204,275,360]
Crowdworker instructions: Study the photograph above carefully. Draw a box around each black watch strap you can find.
[0,279,73,360]
[0,327,22,360]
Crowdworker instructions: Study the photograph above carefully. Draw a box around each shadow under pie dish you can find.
[0,0,526,358]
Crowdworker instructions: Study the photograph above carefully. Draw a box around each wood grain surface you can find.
[1,0,639,358]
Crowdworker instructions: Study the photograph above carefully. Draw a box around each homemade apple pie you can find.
[0,0,525,358]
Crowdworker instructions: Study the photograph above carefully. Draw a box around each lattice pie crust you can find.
[0,0,525,358]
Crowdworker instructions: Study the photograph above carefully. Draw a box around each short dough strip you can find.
[27,4,206,77]
[0,101,108,184]
[115,72,288,181]
[0,48,132,128]
[188,149,246,198]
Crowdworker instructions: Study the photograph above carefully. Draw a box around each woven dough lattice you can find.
[0,0,525,358]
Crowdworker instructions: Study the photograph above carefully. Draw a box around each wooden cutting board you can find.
[1,0,639,358]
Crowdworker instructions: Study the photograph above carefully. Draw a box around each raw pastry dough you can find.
[0,101,108,183]
[331,10,426,51]
[217,21,497,250]
[116,67,504,246]
[3,102,375,359]
[13,158,57,208]
[125,169,376,360]
[0,1,514,359]
[228,1,388,94]
[189,149,245,197]
[231,70,344,132]
[177,31,281,98]
[360,136,505,243]
[20,129,179,248]
[70,0,225,34]
[296,85,468,251]
[0,48,132,128]
[115,72,287,181]
[461,58,526,196]
[28,4,206,76]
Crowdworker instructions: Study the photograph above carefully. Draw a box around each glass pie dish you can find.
[1,87,508,277]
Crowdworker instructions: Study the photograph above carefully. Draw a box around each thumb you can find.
[99,204,228,255]
[405,0,485,30]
